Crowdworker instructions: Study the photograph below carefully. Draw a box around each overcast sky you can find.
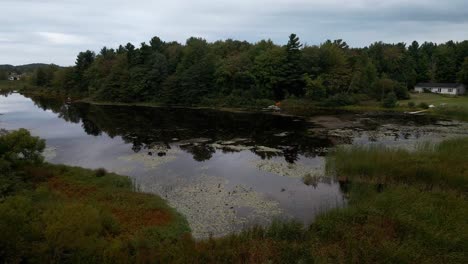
[1,0,468,66]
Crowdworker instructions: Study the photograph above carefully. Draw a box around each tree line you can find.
[29,35,468,106]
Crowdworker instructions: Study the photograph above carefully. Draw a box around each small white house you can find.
[414,83,466,95]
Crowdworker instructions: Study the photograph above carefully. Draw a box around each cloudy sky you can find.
[1,0,468,66]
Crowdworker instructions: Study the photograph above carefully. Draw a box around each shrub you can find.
[0,129,45,166]
[94,168,107,177]
[419,102,429,109]
[303,174,318,186]
[323,93,358,107]
[408,101,416,108]
[394,84,410,99]
[382,92,398,108]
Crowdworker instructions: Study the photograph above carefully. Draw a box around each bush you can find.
[382,92,398,108]
[408,101,416,108]
[94,168,107,177]
[0,129,45,166]
[394,84,410,99]
[419,102,429,109]
[323,93,358,107]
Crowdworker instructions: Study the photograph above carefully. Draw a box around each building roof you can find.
[415,83,463,88]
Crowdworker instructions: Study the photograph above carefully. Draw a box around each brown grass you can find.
[111,207,172,231]
[48,177,172,235]
[48,177,97,199]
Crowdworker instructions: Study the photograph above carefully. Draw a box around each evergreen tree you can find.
[282,34,305,98]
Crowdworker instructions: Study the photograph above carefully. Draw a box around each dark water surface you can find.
[1,93,467,238]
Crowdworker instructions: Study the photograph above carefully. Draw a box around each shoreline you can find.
[15,89,467,123]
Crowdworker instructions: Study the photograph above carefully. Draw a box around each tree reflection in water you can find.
[28,94,334,163]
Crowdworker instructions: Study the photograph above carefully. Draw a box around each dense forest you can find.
[28,35,468,106]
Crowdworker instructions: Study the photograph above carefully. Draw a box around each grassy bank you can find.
[401,93,468,121]
[0,80,30,92]
[15,85,468,123]
[281,93,468,122]
[0,130,189,263]
[326,137,468,191]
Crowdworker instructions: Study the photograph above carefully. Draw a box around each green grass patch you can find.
[0,80,29,92]
[326,137,468,191]
[401,93,468,121]
[310,185,468,263]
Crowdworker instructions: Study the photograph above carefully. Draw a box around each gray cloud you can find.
[1,0,467,65]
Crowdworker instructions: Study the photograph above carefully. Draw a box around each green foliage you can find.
[94,168,107,177]
[457,57,468,85]
[0,129,46,198]
[282,34,305,97]
[304,74,326,100]
[419,102,429,109]
[382,92,398,108]
[0,70,7,80]
[323,93,358,107]
[408,101,416,108]
[28,35,468,108]
[372,77,408,101]
[0,129,45,166]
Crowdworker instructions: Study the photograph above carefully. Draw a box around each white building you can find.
[414,83,466,95]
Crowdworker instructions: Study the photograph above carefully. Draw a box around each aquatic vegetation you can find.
[434,105,468,121]
[255,145,283,153]
[145,174,283,239]
[210,143,253,152]
[253,159,324,179]
[118,146,180,169]
[302,173,322,187]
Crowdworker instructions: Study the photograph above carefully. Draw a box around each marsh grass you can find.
[310,185,468,263]
[0,163,190,263]
[0,80,29,92]
[326,138,468,191]
[434,105,468,121]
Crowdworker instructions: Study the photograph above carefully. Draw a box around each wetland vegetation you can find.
[1,128,466,263]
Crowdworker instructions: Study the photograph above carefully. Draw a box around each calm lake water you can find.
[1,92,467,238]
